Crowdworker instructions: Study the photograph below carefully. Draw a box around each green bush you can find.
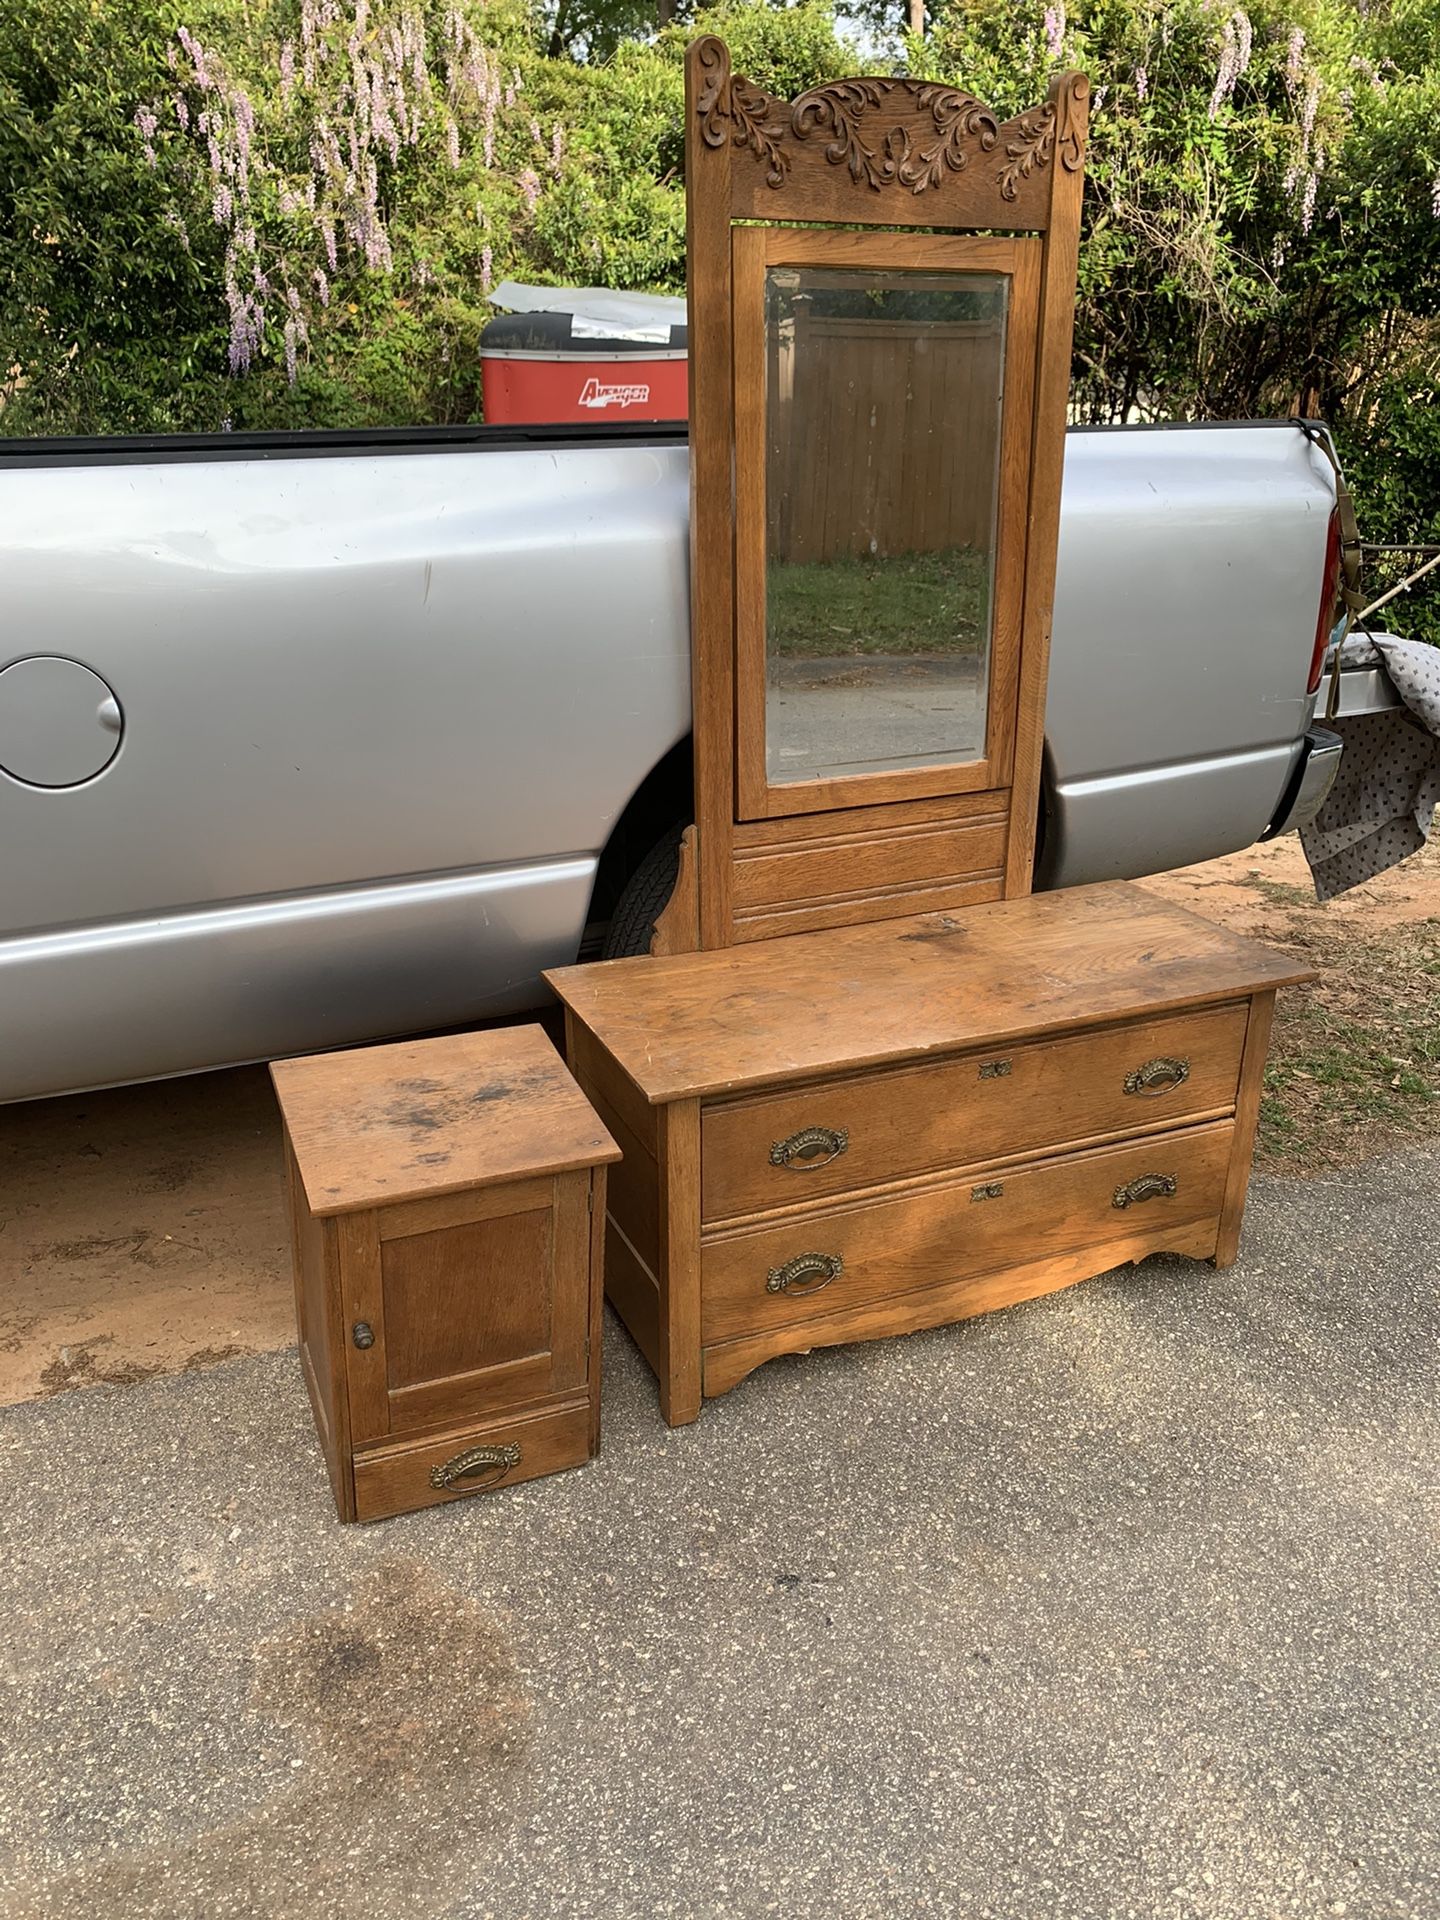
[2,0,1438,639]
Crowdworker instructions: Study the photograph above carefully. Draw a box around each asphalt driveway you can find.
[2,1145,1437,1920]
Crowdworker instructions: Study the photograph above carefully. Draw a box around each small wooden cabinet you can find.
[270,1027,618,1521]
[548,883,1311,1426]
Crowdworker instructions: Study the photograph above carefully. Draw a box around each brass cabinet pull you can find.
[351,1321,375,1350]
[1124,1056,1191,1096]
[978,1059,1012,1080]
[769,1125,849,1170]
[1112,1173,1178,1209]
[429,1441,522,1490]
[766,1251,844,1296]
[971,1181,1004,1201]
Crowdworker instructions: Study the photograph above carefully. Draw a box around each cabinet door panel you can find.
[341,1172,592,1441]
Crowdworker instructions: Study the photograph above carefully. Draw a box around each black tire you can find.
[602,822,686,959]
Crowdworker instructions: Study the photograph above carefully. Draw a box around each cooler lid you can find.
[484,281,687,352]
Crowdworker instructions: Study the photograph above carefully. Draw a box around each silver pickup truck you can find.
[0,418,1356,1103]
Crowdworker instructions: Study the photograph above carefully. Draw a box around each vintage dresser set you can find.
[272,39,1314,1519]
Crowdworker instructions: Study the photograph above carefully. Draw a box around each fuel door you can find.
[0,656,124,788]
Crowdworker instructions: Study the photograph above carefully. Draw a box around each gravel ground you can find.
[2,1147,1437,1920]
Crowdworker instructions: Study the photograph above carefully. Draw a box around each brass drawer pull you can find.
[770,1125,848,1170]
[351,1321,375,1350]
[978,1059,1011,1080]
[766,1251,844,1296]
[971,1181,1004,1201]
[429,1441,522,1490]
[1112,1173,1177,1209]
[1124,1056,1191,1096]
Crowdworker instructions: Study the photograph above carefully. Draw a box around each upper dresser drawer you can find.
[701,1000,1250,1224]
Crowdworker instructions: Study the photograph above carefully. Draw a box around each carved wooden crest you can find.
[691,35,1088,227]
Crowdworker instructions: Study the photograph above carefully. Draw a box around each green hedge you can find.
[2,0,1438,630]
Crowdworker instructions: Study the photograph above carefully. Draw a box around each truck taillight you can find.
[1308,507,1343,694]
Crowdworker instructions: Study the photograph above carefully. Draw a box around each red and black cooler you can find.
[481,289,688,425]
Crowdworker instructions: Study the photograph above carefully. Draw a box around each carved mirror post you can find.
[663,35,1088,953]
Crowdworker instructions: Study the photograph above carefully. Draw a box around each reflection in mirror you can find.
[763,265,1006,788]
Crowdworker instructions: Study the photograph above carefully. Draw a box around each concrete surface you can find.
[2,1146,1437,1920]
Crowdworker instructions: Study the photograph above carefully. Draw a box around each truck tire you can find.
[602,822,685,959]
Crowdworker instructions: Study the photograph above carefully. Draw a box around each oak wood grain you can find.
[701,1217,1219,1400]
[273,1023,613,1519]
[352,1398,592,1524]
[286,1143,354,1520]
[701,1001,1248,1221]
[547,882,1314,1105]
[657,1099,704,1426]
[700,1120,1233,1345]
[1214,988,1276,1268]
[270,1025,618,1216]
[682,38,1090,944]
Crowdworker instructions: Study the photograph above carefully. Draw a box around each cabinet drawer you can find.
[351,1400,592,1523]
[700,1121,1232,1345]
[701,1002,1248,1223]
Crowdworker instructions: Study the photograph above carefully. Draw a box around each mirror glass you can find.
[763,265,1007,789]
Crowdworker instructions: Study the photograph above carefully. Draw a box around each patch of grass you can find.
[1256,914,1440,1171]
[1247,876,1317,910]
[767,546,989,658]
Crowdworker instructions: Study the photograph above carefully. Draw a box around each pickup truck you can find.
[0,417,1358,1104]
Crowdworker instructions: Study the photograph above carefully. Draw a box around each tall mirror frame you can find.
[670,34,1089,952]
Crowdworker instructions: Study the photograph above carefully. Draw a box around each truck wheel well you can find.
[587,736,693,935]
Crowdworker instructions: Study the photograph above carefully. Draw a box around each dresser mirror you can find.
[673,35,1089,950]
[736,231,1039,819]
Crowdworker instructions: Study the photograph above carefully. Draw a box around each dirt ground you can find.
[2,834,1437,1414]
[0,1068,291,1406]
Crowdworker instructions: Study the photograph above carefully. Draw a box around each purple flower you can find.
[1285,27,1305,93]
[134,104,158,166]
[1134,65,1148,101]
[280,41,296,99]
[314,267,331,306]
[1301,72,1320,142]
[212,181,233,225]
[177,26,212,91]
[481,244,493,293]
[1208,11,1253,119]
[519,167,541,213]
[173,93,190,131]
[549,124,565,175]
[1042,2,1065,59]
[1431,170,1440,219]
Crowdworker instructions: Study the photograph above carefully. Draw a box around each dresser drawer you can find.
[700,1121,1232,1345]
[352,1399,592,1523]
[701,1002,1248,1223]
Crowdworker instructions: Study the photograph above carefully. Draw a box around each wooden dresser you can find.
[547,883,1311,1426]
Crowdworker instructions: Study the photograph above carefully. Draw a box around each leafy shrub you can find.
[2,0,1439,636]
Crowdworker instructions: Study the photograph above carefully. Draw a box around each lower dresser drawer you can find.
[352,1400,592,1523]
[700,1121,1233,1346]
[701,1002,1249,1223]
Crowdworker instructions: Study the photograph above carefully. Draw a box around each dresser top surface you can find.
[546,882,1313,1104]
[271,1024,619,1216]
